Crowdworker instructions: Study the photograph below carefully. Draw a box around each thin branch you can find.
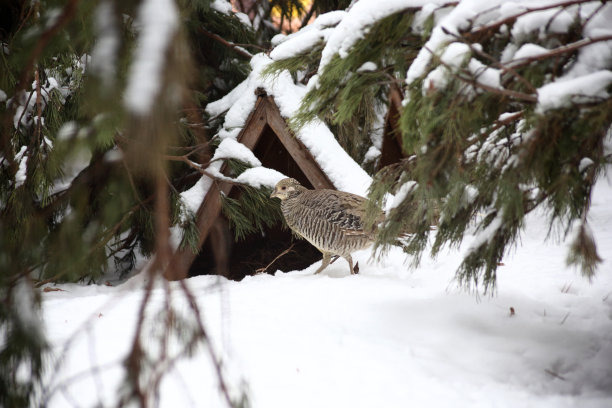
[198,27,253,59]
[162,154,243,186]
[582,2,606,30]
[424,46,538,103]
[466,0,597,40]
[255,243,295,274]
[507,35,612,70]
[35,68,43,141]
[16,0,80,92]
[177,279,236,407]
[300,0,317,29]
[441,27,537,94]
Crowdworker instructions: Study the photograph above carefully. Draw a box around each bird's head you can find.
[270,178,304,200]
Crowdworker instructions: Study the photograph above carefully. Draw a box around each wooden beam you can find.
[388,84,404,148]
[237,96,268,149]
[263,96,334,190]
[378,84,405,170]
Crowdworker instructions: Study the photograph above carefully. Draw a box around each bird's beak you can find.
[270,190,277,199]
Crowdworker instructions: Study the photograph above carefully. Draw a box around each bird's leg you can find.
[314,252,331,274]
[345,255,357,275]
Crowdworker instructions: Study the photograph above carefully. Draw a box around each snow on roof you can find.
[205,53,372,197]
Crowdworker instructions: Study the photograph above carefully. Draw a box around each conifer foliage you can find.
[0,0,281,406]
[268,0,612,291]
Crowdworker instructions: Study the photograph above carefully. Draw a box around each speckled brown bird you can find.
[270,178,383,275]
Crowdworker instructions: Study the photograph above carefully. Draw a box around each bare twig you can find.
[255,243,295,274]
[198,27,253,59]
[582,2,606,30]
[300,0,317,29]
[162,154,243,187]
[178,279,236,407]
[559,312,570,325]
[545,369,567,381]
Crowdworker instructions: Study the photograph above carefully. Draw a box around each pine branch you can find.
[441,27,537,94]
[16,0,80,92]
[508,35,612,70]
[465,0,597,40]
[424,46,538,103]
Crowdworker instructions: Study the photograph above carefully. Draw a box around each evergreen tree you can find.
[0,0,299,405]
[267,0,612,291]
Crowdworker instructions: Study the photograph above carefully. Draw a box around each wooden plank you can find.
[164,97,272,280]
[164,178,235,280]
[388,84,404,148]
[263,97,335,190]
[378,84,405,170]
[238,96,268,149]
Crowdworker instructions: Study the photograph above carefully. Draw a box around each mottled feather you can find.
[270,178,383,275]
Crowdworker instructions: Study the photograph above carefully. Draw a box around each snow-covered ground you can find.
[41,175,612,407]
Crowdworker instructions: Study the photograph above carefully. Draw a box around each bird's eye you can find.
[281,186,286,190]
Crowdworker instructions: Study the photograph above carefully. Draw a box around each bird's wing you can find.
[297,190,374,234]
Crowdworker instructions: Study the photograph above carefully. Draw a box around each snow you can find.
[388,180,417,211]
[57,121,77,140]
[123,0,178,114]
[13,278,44,338]
[423,41,500,93]
[206,53,372,197]
[90,1,119,86]
[235,167,286,189]
[536,70,612,113]
[580,158,595,173]
[465,211,503,254]
[512,43,549,61]
[39,174,612,407]
[407,0,504,84]
[362,145,381,164]
[211,0,232,15]
[270,28,327,60]
[319,0,441,73]
[14,145,28,188]
[207,138,284,190]
[356,61,377,72]
[0,89,6,102]
[212,138,261,167]
[23,2,612,405]
[269,11,347,61]
[511,7,576,40]
[180,160,221,214]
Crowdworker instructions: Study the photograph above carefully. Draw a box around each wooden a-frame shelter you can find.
[165,89,335,280]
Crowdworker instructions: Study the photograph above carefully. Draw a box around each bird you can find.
[270,178,383,275]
